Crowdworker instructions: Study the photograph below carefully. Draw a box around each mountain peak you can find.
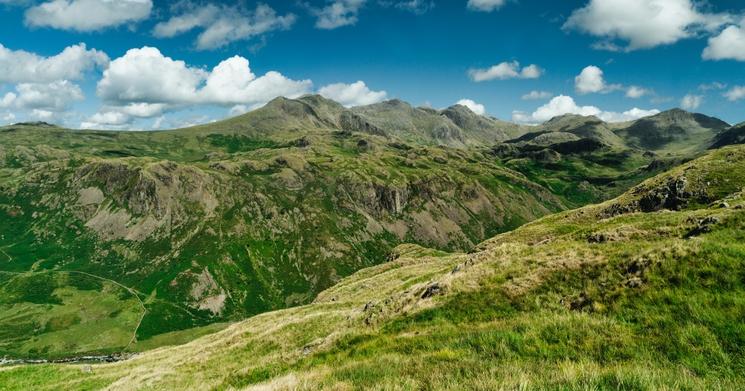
[650,108,694,121]
[711,121,745,149]
[376,99,412,109]
[445,104,479,115]
[639,108,729,129]
[297,94,343,107]
[615,108,730,153]
[544,113,603,126]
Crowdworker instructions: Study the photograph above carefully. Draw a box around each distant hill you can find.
[201,98,732,157]
[493,109,731,171]
[614,109,730,154]
[711,122,745,149]
[350,100,525,147]
[8,121,59,128]
[540,114,627,148]
[183,95,528,148]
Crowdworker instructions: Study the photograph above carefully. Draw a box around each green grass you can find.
[0,271,143,359]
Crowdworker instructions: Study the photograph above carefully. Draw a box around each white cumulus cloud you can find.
[319,81,387,107]
[153,4,219,38]
[0,43,108,83]
[564,0,732,51]
[0,92,15,108]
[153,3,296,50]
[25,0,152,32]
[512,95,659,124]
[200,56,312,105]
[82,111,130,128]
[97,47,206,106]
[31,109,55,120]
[575,65,622,94]
[599,108,661,122]
[92,47,312,126]
[575,66,650,98]
[468,61,542,82]
[467,0,505,12]
[456,99,486,115]
[2,112,16,124]
[0,43,105,124]
[13,80,84,111]
[516,95,602,123]
[703,22,745,61]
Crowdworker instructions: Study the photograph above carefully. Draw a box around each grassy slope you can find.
[4,145,744,390]
[0,271,143,358]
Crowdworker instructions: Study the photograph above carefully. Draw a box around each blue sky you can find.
[0,0,744,129]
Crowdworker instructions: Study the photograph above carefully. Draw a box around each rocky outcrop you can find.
[636,177,697,212]
[71,160,219,241]
[430,124,464,143]
[601,176,709,217]
[338,111,386,137]
[374,184,409,215]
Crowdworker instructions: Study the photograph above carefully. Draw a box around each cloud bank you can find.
[513,95,660,124]
[319,81,387,107]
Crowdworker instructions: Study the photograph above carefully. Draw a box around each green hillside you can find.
[3,143,744,390]
[614,109,730,155]
[712,122,745,149]
[0,271,143,359]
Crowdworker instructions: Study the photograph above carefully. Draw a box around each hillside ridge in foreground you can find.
[4,144,745,390]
